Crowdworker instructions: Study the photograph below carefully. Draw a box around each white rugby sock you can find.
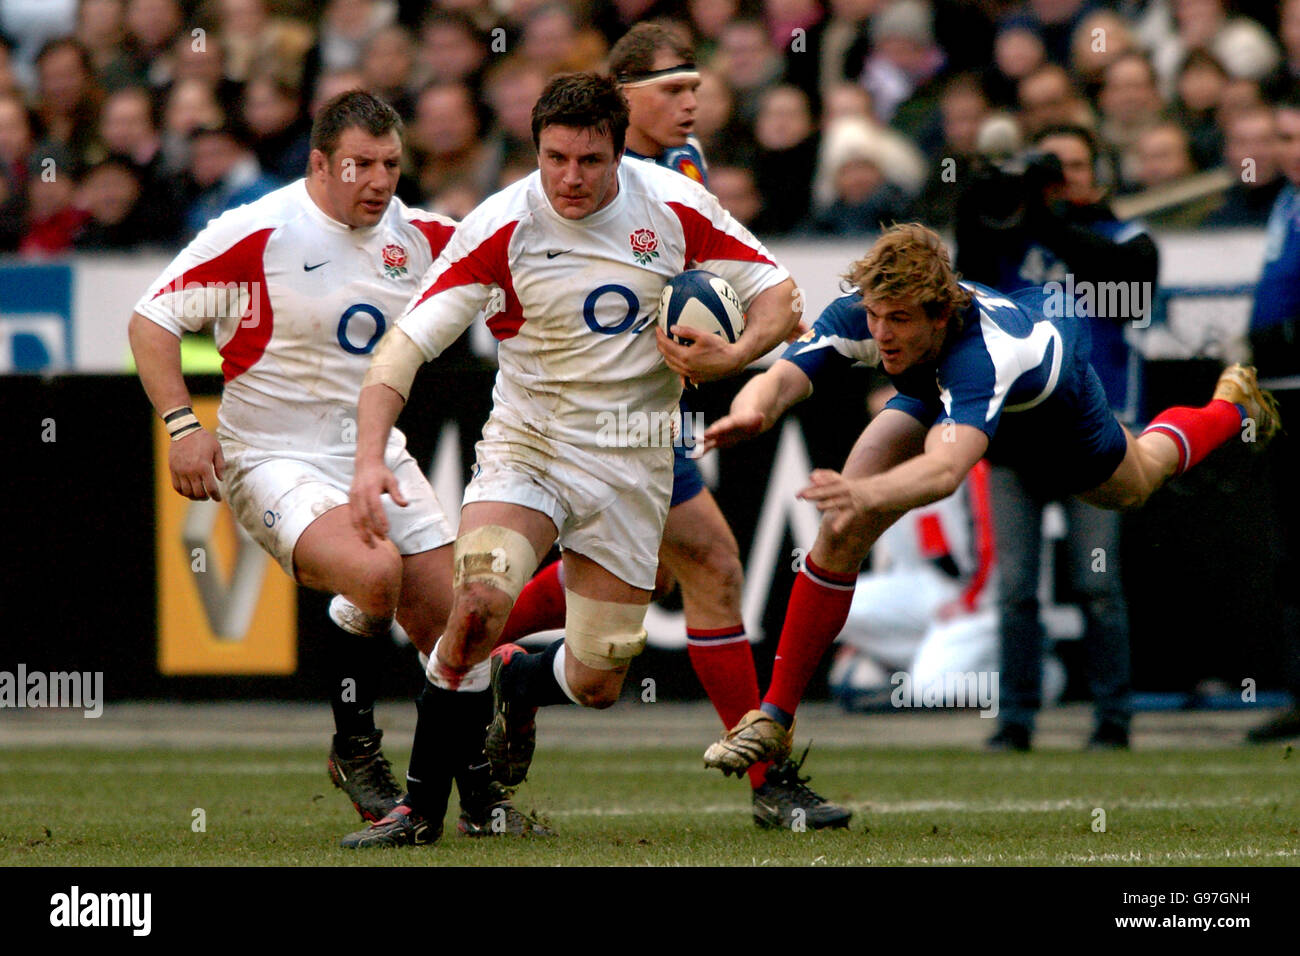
[553,643,581,705]
[425,636,490,692]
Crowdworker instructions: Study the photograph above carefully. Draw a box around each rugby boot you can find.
[328,730,402,822]
[457,781,555,837]
[703,709,793,775]
[484,644,538,785]
[340,800,441,849]
[752,748,852,830]
[1213,364,1281,449]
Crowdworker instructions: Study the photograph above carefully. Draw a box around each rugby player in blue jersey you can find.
[697,222,1281,773]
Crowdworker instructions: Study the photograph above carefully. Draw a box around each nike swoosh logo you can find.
[303,261,329,271]
[546,249,573,259]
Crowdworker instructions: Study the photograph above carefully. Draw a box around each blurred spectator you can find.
[184,122,277,234]
[121,0,182,88]
[711,18,783,124]
[0,92,32,250]
[0,32,18,96]
[99,84,184,234]
[859,0,946,142]
[73,154,157,249]
[592,0,685,49]
[767,0,825,109]
[709,163,762,226]
[693,65,752,165]
[688,0,738,63]
[520,3,607,75]
[1132,120,1220,228]
[810,116,912,234]
[243,72,310,182]
[821,80,873,124]
[1069,9,1136,105]
[20,144,88,256]
[986,25,1046,109]
[168,28,244,119]
[1263,0,1300,100]
[216,0,313,85]
[358,24,415,118]
[305,0,397,82]
[310,67,365,117]
[1150,0,1280,95]
[751,83,818,234]
[483,57,547,163]
[0,0,77,89]
[412,11,486,94]
[1018,63,1092,135]
[1205,105,1283,227]
[1002,0,1094,67]
[410,81,494,204]
[430,176,480,219]
[160,77,224,174]
[1172,48,1228,169]
[77,0,136,91]
[913,72,991,226]
[1216,76,1265,129]
[1097,51,1164,191]
[34,37,104,172]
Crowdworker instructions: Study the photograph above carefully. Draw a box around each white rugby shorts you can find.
[462,412,673,591]
[219,435,455,578]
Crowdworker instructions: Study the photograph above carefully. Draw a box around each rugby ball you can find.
[657,270,746,345]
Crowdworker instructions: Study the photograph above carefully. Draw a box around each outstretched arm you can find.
[800,422,989,533]
[694,358,813,455]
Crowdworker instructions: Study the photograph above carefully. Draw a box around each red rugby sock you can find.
[762,557,858,719]
[1142,400,1244,474]
[687,626,768,787]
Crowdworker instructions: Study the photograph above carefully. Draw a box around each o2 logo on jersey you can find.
[583,284,654,335]
[337,304,386,354]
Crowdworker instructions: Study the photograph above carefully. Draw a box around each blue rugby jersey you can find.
[625,136,710,189]
[1252,182,1300,332]
[782,282,1100,455]
[992,220,1148,424]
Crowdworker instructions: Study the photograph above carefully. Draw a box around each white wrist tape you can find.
[162,405,203,442]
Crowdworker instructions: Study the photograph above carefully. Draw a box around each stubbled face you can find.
[537,124,621,220]
[312,127,402,228]
[864,295,948,375]
[623,50,699,151]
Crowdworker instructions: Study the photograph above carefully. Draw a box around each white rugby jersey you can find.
[397,158,789,451]
[135,180,455,457]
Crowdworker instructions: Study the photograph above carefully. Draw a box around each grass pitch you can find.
[1,703,1296,867]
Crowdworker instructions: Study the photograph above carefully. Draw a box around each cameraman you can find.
[955,124,1159,751]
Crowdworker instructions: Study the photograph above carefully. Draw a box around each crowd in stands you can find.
[0,0,1296,254]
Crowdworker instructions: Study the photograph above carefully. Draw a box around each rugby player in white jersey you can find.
[497,23,850,829]
[340,72,801,847]
[129,91,548,837]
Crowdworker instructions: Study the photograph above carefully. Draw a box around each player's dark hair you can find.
[531,72,629,154]
[608,22,695,82]
[310,90,403,159]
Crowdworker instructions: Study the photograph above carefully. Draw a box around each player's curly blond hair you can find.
[843,223,971,327]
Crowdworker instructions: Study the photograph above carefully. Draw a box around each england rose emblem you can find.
[381,243,408,278]
[630,228,659,265]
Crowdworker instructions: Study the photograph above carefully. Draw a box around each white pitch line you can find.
[541,795,1292,818]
